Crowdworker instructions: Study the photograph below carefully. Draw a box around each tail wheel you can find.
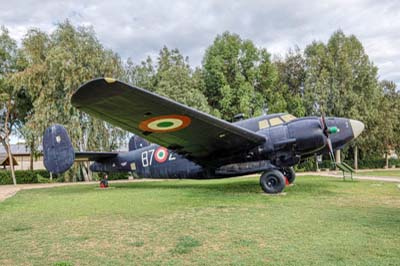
[282,167,296,184]
[259,170,286,194]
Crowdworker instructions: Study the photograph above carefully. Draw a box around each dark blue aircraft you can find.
[43,78,364,193]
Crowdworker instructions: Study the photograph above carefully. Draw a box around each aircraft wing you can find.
[71,78,266,164]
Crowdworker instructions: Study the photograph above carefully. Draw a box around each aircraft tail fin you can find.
[43,124,75,174]
[128,135,150,151]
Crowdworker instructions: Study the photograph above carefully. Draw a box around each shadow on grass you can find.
[31,176,341,198]
[110,177,340,197]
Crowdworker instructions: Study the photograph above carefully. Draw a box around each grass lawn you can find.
[0,176,399,266]
[357,169,400,177]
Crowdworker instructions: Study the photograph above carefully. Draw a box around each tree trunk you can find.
[354,146,358,170]
[385,153,389,169]
[29,140,34,170]
[5,137,16,185]
[80,162,90,182]
[3,98,16,185]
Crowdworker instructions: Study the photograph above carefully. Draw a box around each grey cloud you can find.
[0,0,399,86]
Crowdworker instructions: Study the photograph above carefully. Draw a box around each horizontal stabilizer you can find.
[43,125,119,173]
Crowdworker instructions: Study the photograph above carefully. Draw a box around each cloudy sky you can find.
[1,0,399,86]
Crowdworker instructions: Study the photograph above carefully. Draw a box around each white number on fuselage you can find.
[141,149,155,167]
[141,149,176,167]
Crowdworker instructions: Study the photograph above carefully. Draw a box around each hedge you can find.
[0,170,51,185]
[98,172,130,180]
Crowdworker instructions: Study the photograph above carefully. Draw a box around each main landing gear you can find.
[259,167,296,194]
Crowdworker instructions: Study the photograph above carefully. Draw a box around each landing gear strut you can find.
[281,167,296,184]
[259,170,286,194]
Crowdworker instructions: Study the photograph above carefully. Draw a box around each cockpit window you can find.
[258,119,270,129]
[280,114,297,122]
[269,117,284,126]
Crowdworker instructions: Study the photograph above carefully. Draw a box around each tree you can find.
[0,26,31,184]
[154,47,211,113]
[202,32,280,120]
[14,21,128,181]
[274,47,306,117]
[375,80,400,167]
[124,56,156,91]
[303,31,381,158]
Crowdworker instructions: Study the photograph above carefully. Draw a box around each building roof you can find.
[0,143,30,155]
[0,154,19,166]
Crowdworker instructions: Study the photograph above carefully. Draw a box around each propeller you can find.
[320,114,339,165]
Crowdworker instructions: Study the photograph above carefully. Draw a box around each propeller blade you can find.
[327,138,335,163]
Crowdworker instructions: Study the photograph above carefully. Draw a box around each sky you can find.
[1,0,399,82]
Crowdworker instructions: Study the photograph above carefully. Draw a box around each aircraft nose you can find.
[349,119,365,139]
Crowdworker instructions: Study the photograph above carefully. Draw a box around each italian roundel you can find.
[154,147,169,163]
[139,115,191,133]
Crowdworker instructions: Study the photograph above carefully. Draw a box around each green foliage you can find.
[202,32,279,120]
[0,169,50,184]
[303,31,382,156]
[14,21,128,155]
[107,172,130,180]
[98,171,130,180]
[2,25,400,177]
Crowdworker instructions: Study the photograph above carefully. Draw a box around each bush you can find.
[98,172,130,180]
[0,170,51,185]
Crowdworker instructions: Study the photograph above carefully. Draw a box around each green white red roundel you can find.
[139,115,191,133]
[154,147,169,163]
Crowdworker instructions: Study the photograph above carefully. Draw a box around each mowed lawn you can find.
[0,176,399,266]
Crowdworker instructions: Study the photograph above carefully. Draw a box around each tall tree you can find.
[375,80,400,167]
[153,47,211,113]
[303,31,381,157]
[14,21,128,181]
[202,32,280,120]
[0,26,31,184]
[274,47,306,117]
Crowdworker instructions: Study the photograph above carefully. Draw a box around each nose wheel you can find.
[259,170,286,194]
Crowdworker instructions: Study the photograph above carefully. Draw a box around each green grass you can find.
[358,169,400,177]
[0,176,399,266]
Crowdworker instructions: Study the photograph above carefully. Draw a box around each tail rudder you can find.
[43,124,75,174]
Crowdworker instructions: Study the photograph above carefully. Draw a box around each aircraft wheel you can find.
[282,167,296,184]
[259,170,286,194]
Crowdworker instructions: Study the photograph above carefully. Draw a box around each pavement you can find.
[1,171,399,202]
[298,171,400,183]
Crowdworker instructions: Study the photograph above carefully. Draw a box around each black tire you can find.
[259,170,286,194]
[282,167,296,184]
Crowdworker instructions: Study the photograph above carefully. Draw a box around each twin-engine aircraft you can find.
[43,78,364,193]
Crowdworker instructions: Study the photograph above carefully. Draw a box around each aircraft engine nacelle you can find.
[287,118,326,155]
[263,118,327,167]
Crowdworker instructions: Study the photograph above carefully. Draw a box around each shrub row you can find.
[0,170,51,185]
[98,172,130,180]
